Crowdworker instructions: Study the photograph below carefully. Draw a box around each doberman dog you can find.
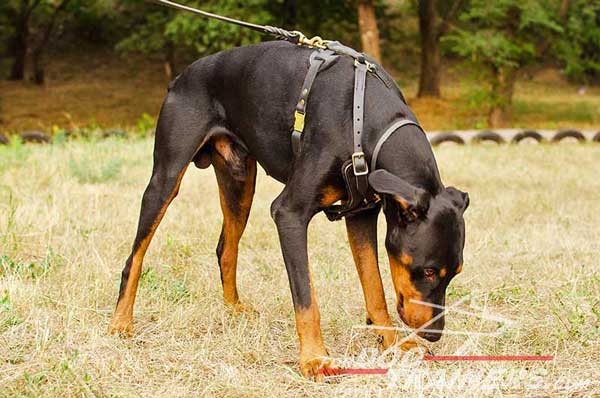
[108,41,469,379]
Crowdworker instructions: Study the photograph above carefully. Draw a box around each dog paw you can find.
[398,340,431,356]
[108,316,134,338]
[300,355,337,382]
[227,301,258,315]
[378,329,400,350]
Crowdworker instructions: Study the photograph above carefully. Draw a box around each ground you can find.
[1,138,599,397]
[0,52,599,133]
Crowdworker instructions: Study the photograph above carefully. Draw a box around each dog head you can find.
[369,169,469,342]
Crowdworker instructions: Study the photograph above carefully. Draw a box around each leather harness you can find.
[151,1,426,219]
[290,43,425,221]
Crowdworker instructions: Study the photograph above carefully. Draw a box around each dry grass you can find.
[1,139,600,397]
[1,52,598,133]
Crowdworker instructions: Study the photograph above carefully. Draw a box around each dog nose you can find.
[418,331,442,342]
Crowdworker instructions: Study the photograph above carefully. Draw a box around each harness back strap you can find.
[291,50,337,154]
[370,119,423,171]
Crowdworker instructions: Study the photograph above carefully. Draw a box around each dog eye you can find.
[423,268,436,280]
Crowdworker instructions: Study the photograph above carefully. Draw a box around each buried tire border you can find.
[20,130,51,144]
[511,130,545,144]
[472,131,505,145]
[552,129,586,143]
[429,132,465,146]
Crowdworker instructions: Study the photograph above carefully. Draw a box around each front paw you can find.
[366,316,399,350]
[398,339,432,356]
[299,349,336,381]
[226,301,258,315]
[108,315,134,338]
[378,329,400,350]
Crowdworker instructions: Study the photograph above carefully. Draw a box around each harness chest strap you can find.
[370,119,424,170]
[351,59,370,198]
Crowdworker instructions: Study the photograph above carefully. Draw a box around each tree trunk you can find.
[488,67,517,127]
[417,0,441,98]
[163,42,176,82]
[281,0,297,28]
[32,47,45,85]
[9,12,29,80]
[29,0,70,85]
[559,0,570,21]
[357,0,382,63]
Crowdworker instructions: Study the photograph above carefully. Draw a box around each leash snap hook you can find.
[352,152,368,176]
[293,30,328,49]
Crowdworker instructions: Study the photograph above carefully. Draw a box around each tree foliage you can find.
[0,0,598,126]
[554,0,600,82]
[445,0,563,70]
[2,0,80,82]
[0,2,13,57]
[114,0,360,79]
[443,0,564,125]
[117,0,274,58]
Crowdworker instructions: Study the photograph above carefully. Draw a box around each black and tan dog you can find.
[108,41,469,379]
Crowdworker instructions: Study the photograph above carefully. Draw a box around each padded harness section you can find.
[323,160,380,221]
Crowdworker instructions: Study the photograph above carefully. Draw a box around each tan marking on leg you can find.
[213,136,235,162]
[347,229,396,348]
[215,157,256,311]
[295,268,334,380]
[109,165,189,336]
[456,263,462,274]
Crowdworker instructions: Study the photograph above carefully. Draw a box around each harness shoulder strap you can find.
[291,50,337,154]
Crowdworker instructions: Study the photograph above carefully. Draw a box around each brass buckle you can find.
[294,111,305,132]
[354,58,375,73]
[352,152,368,176]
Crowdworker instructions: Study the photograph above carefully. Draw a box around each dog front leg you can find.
[271,196,335,381]
[345,206,398,349]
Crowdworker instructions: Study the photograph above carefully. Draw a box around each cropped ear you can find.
[368,169,431,217]
[444,186,470,213]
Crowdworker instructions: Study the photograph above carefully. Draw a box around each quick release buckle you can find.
[352,152,368,176]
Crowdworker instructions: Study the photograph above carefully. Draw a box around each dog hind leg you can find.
[212,139,257,312]
[109,99,211,336]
